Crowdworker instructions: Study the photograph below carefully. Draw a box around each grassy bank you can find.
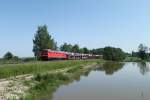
[124,57,142,62]
[0,60,103,79]
[123,56,150,62]
[23,61,100,100]
[0,59,105,100]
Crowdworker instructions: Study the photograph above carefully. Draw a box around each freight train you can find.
[40,49,103,60]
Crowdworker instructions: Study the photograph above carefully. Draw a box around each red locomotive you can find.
[40,49,103,60]
[40,49,68,60]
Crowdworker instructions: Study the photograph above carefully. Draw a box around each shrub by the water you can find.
[103,46,125,61]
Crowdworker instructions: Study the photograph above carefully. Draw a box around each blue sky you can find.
[0,0,150,57]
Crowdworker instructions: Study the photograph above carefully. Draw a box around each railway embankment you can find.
[0,60,104,100]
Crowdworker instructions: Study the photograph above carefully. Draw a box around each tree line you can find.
[32,25,126,61]
[2,25,130,62]
[132,44,150,60]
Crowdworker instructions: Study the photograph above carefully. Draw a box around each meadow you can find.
[0,60,102,79]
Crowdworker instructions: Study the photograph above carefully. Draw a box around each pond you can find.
[52,62,150,100]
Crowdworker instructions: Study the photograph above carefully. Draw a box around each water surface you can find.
[52,62,150,100]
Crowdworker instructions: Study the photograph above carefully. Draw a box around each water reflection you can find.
[52,62,150,100]
[83,70,91,77]
[137,62,150,75]
[96,62,124,75]
[141,90,144,100]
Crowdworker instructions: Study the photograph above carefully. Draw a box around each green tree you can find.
[33,25,57,58]
[72,44,80,53]
[91,48,103,55]
[13,56,19,61]
[51,39,58,50]
[3,52,13,60]
[79,48,84,53]
[80,47,90,54]
[103,46,125,61]
[138,44,148,60]
[60,43,73,52]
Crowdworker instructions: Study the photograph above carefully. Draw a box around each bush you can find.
[3,52,13,60]
[103,46,125,61]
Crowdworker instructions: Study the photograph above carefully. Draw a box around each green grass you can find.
[0,59,103,100]
[67,65,83,73]
[124,57,142,62]
[0,60,100,79]
[23,73,69,100]
[23,62,97,100]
